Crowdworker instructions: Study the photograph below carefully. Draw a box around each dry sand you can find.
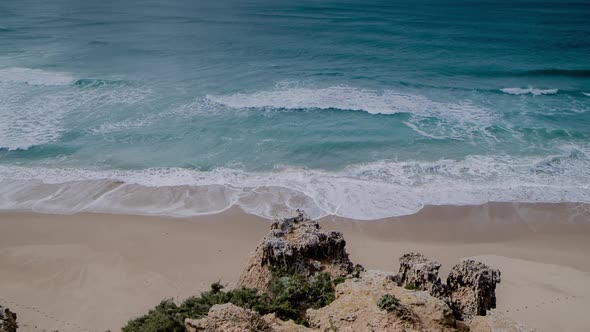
[1,203,589,332]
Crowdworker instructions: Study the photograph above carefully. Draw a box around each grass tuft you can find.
[377,294,401,312]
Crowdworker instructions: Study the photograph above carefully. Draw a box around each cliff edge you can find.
[185,210,519,332]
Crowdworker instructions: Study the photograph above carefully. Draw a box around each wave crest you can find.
[500,87,559,96]
[0,73,150,150]
[207,85,495,140]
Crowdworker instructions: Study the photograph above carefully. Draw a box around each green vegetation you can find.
[122,283,266,332]
[333,275,347,286]
[267,268,336,324]
[122,300,185,332]
[123,270,342,331]
[404,282,418,290]
[377,294,401,312]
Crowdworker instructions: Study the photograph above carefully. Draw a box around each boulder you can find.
[306,271,459,332]
[185,303,271,332]
[393,253,446,297]
[391,253,501,321]
[0,306,17,332]
[446,260,501,320]
[237,210,356,293]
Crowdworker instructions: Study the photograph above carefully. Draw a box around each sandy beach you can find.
[1,203,589,332]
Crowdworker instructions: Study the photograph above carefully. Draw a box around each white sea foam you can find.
[0,76,150,150]
[1,150,588,220]
[0,67,76,86]
[207,85,484,118]
[500,87,559,96]
[583,92,590,97]
[207,85,495,140]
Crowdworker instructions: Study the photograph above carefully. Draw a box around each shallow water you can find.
[0,0,589,219]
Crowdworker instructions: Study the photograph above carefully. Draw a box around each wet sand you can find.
[1,203,589,331]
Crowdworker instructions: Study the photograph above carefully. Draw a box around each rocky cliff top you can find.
[237,210,357,293]
[188,210,512,332]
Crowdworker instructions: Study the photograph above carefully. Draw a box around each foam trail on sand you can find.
[0,148,588,220]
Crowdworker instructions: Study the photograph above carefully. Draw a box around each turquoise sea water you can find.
[0,0,589,219]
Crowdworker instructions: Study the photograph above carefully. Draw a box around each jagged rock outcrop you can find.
[237,210,356,293]
[0,305,17,332]
[306,271,460,332]
[393,253,446,296]
[187,212,509,332]
[392,252,501,321]
[446,260,501,321]
[185,303,271,332]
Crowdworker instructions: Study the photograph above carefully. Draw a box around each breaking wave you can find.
[500,87,559,96]
[207,85,495,140]
[0,70,150,151]
[1,149,588,220]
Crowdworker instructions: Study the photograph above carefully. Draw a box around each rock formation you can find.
[306,271,459,332]
[0,305,17,332]
[393,253,446,296]
[237,210,356,293]
[185,303,271,332]
[185,211,511,332]
[393,252,501,321]
[447,260,501,320]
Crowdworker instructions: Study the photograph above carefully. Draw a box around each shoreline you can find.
[1,202,589,331]
[2,162,589,221]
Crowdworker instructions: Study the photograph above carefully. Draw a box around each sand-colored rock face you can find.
[0,306,17,332]
[187,272,508,332]
[447,260,501,321]
[394,253,501,321]
[185,304,313,332]
[185,303,271,332]
[237,210,355,293]
[307,271,460,332]
[394,253,446,296]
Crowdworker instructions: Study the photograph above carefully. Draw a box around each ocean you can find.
[0,0,589,220]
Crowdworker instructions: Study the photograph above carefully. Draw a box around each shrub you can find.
[122,300,184,332]
[122,283,266,332]
[266,268,336,324]
[333,275,347,286]
[377,294,401,312]
[404,282,418,290]
[123,269,341,331]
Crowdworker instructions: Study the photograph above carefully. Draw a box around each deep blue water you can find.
[0,0,589,219]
